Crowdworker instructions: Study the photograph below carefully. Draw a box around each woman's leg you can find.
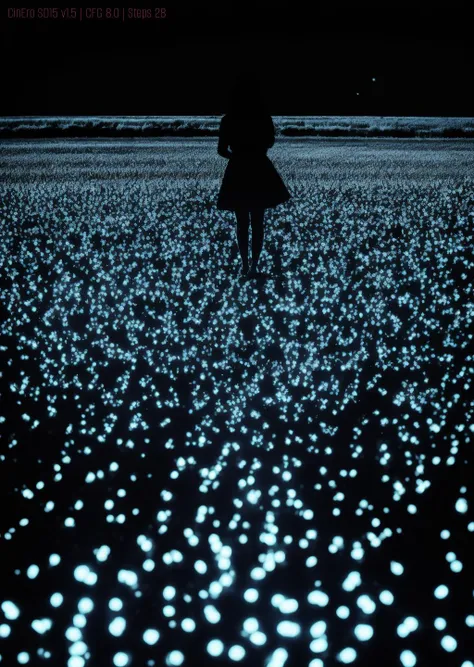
[250,206,265,271]
[235,206,250,271]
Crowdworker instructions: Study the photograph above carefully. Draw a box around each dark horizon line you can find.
[2,112,474,118]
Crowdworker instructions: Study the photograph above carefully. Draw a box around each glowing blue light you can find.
[390,561,404,575]
[207,639,224,656]
[455,498,467,513]
[166,650,184,665]
[77,598,93,614]
[434,585,449,599]
[109,598,123,611]
[2,601,20,620]
[354,624,373,641]
[204,605,221,624]
[434,617,447,630]
[50,593,63,608]
[228,645,246,661]
[310,621,327,638]
[109,617,126,637]
[279,598,298,613]
[310,637,328,652]
[342,571,361,591]
[143,629,160,645]
[243,617,259,633]
[337,647,357,663]
[356,594,376,614]
[308,590,329,606]
[440,635,457,652]
[379,590,394,605]
[400,650,417,666]
[181,618,196,632]
[243,588,258,603]
[276,620,301,637]
[336,606,350,619]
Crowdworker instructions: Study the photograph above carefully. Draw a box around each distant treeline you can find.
[1,116,474,138]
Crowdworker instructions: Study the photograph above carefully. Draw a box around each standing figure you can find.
[216,74,291,278]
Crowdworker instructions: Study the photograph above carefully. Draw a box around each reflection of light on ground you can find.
[0,138,473,665]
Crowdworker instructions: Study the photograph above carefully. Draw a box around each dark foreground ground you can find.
[1,138,474,667]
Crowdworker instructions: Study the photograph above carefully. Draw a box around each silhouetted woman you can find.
[216,74,291,278]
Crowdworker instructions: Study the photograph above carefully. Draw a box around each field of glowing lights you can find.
[1,136,474,667]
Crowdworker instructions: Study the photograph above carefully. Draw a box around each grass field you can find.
[1,137,474,666]
[1,115,474,138]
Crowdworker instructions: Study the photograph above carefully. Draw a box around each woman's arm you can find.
[217,116,232,159]
[266,116,275,150]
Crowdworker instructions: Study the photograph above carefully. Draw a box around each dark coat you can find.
[216,112,292,212]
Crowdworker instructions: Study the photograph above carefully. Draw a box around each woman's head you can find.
[227,73,268,115]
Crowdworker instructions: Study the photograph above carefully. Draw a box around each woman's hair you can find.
[226,73,269,115]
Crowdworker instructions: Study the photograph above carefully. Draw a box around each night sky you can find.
[1,1,472,116]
